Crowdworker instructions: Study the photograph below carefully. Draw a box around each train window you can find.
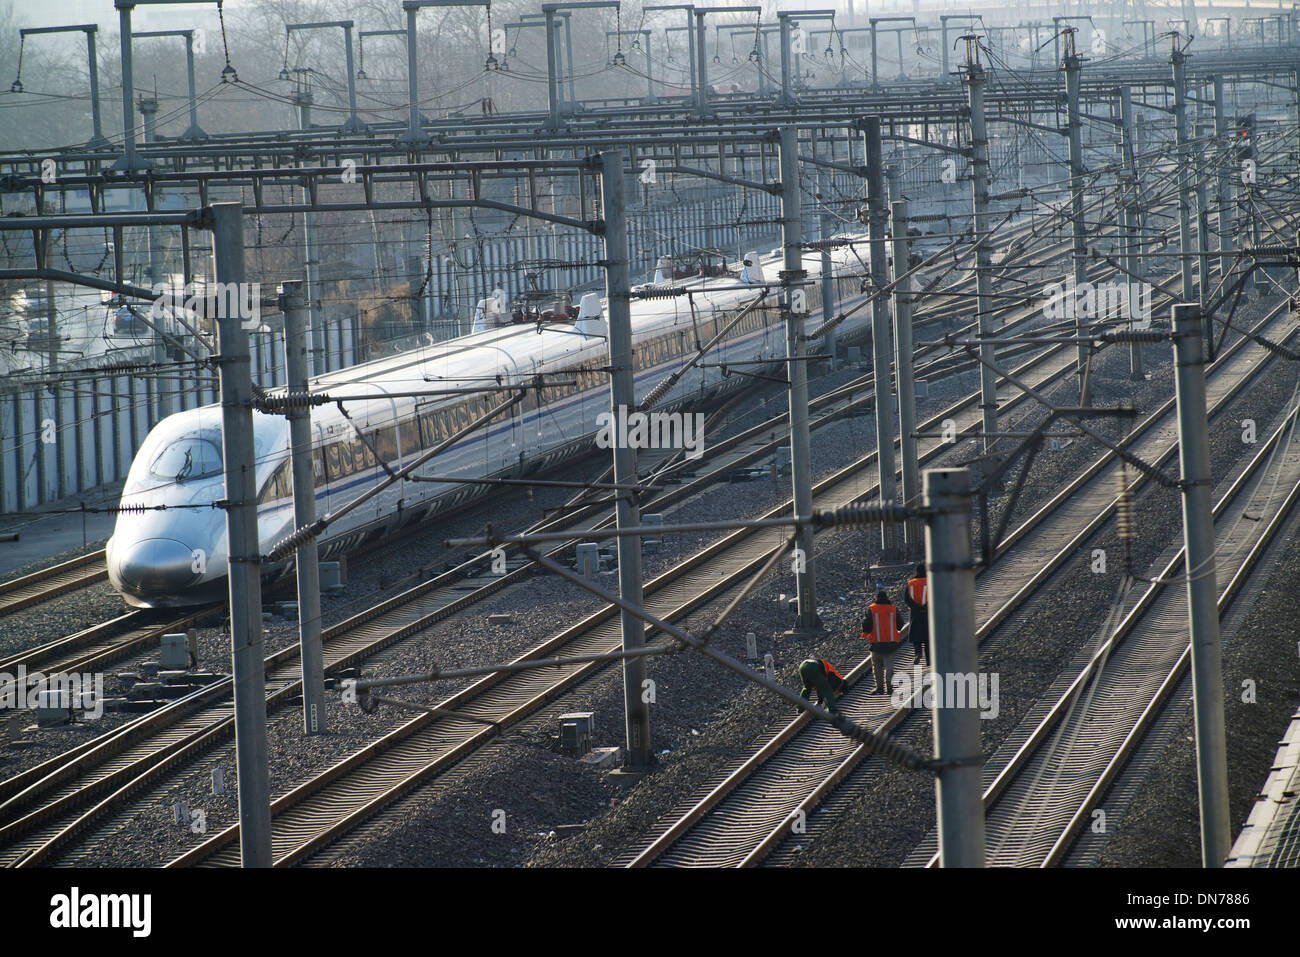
[418,409,440,447]
[335,439,355,477]
[398,418,420,459]
[312,448,326,483]
[351,433,374,471]
[325,441,342,481]
[370,426,398,465]
[148,435,223,483]
[258,461,292,505]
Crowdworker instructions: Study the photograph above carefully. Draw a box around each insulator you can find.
[639,375,676,411]
[1251,333,1300,361]
[814,502,910,528]
[1115,465,1134,546]
[115,502,155,514]
[836,716,929,770]
[255,390,327,413]
[1246,244,1298,263]
[266,521,324,563]
[1101,329,1169,344]
[635,284,683,300]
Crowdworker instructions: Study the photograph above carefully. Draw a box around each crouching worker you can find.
[798,658,848,715]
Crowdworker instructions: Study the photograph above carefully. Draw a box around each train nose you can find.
[114,538,201,596]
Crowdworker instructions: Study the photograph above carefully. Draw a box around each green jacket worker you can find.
[798,658,848,715]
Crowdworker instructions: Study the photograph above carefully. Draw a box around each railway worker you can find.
[797,658,848,715]
[903,563,930,667]
[862,589,902,694]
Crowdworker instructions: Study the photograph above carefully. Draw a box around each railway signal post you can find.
[599,150,654,769]
[779,126,821,632]
[925,467,984,867]
[211,202,273,867]
[1171,303,1231,867]
[281,280,326,736]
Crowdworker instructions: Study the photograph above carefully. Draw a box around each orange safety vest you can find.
[862,602,900,643]
[822,659,845,682]
[907,577,928,606]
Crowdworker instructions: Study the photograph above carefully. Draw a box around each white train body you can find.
[107,239,873,607]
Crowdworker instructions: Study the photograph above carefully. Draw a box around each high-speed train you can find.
[107,237,875,608]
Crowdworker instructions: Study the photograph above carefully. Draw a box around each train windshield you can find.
[148,432,223,484]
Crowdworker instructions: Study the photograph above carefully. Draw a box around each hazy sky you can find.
[8,0,234,34]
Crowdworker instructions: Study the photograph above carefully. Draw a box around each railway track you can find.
[156,341,1085,868]
[616,301,1297,868]
[0,193,1166,866]
[1,216,1187,867]
[0,550,107,618]
[0,273,1061,866]
[914,395,1300,868]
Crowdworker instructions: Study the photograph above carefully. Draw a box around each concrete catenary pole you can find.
[1118,86,1144,379]
[925,467,984,867]
[280,280,325,735]
[294,89,325,376]
[864,118,900,560]
[599,151,652,767]
[1212,77,1236,293]
[818,171,838,366]
[210,202,272,867]
[545,10,561,127]
[1172,40,1199,309]
[1063,32,1092,402]
[1171,303,1231,867]
[963,39,999,467]
[138,95,172,418]
[695,9,709,118]
[779,126,820,631]
[1195,111,1214,320]
[891,195,922,556]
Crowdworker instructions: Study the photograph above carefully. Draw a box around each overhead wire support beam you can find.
[15,23,109,148]
[539,1,621,128]
[285,20,366,134]
[132,29,207,141]
[399,0,493,145]
[776,10,837,107]
[114,0,230,171]
[644,5,699,110]
[690,6,761,118]
[868,17,915,93]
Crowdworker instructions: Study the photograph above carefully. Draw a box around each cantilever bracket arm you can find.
[986,115,1067,136]
[660,164,779,195]
[800,153,867,176]
[884,133,970,156]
